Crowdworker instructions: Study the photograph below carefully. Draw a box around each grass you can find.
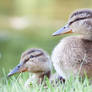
[0,71,92,92]
[1,0,92,91]
[0,27,91,92]
[1,29,91,92]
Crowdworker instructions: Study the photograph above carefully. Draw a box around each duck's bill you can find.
[7,63,23,77]
[52,24,72,36]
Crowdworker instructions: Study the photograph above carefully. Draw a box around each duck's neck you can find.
[81,34,92,41]
[35,71,51,84]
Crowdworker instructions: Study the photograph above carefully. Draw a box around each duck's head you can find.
[8,48,51,77]
[53,9,92,40]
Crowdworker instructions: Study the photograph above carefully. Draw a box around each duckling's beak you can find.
[8,62,24,77]
[52,24,72,36]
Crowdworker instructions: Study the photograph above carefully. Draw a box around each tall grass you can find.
[0,70,92,92]
[0,73,92,92]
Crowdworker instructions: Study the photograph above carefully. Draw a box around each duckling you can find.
[52,9,92,79]
[8,48,51,86]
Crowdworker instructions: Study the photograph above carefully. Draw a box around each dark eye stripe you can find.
[34,52,44,57]
[25,49,43,56]
[24,58,29,63]
[30,55,34,58]
[30,52,44,58]
[24,52,44,63]
[69,16,92,25]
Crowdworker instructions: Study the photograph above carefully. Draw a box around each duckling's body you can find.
[52,36,92,79]
[8,48,51,86]
[52,9,92,79]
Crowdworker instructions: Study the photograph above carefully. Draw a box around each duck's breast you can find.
[51,36,92,78]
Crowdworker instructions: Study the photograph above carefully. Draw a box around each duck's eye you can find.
[30,55,34,58]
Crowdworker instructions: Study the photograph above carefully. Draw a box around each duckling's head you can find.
[8,48,51,77]
[53,9,92,40]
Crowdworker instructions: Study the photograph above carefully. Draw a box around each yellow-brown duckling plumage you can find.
[52,9,92,79]
[8,48,51,86]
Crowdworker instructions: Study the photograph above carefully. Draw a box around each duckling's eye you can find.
[30,55,34,58]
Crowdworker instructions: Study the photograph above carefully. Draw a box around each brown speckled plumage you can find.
[8,48,52,87]
[52,9,92,79]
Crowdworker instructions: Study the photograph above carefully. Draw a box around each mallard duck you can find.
[52,9,92,79]
[8,48,51,86]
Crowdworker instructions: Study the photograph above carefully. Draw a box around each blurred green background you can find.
[0,0,92,77]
